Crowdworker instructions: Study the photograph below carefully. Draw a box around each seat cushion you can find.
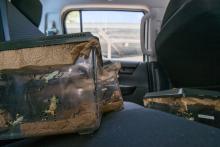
[156,0,220,90]
[6,102,220,147]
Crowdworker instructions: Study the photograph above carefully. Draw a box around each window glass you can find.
[65,11,81,33]
[65,11,144,61]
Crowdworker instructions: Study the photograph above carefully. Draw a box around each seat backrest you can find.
[0,0,43,41]
[11,0,42,27]
[156,0,220,90]
[0,11,5,42]
[161,0,187,27]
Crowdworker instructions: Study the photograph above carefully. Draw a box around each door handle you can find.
[120,85,136,96]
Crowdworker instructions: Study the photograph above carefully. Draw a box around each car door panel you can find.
[118,62,149,104]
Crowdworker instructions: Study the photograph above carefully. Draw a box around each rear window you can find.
[65,11,144,62]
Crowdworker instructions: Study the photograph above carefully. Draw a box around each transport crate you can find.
[144,88,220,128]
[0,32,123,139]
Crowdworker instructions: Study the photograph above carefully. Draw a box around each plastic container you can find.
[0,33,102,139]
[144,88,220,128]
[98,63,123,113]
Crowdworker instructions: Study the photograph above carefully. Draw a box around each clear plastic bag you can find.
[98,63,123,113]
[0,54,101,139]
[0,33,102,139]
[0,33,123,139]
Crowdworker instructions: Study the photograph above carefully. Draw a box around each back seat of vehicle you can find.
[6,101,220,147]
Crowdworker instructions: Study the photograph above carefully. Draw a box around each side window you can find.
[65,11,144,62]
[65,11,81,33]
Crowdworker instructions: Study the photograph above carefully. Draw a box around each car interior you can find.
[0,0,220,146]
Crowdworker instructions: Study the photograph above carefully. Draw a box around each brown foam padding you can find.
[0,39,101,71]
[144,97,220,112]
[20,102,99,137]
[20,95,123,137]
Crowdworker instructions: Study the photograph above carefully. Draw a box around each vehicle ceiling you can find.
[40,0,170,11]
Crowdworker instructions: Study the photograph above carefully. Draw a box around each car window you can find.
[65,11,144,62]
[65,11,81,33]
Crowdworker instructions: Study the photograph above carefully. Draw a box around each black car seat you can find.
[156,0,220,91]
[0,0,43,41]
[6,102,220,147]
